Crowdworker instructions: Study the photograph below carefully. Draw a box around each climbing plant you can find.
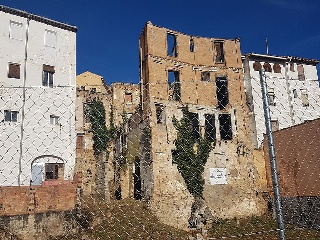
[172,106,212,197]
[89,99,110,155]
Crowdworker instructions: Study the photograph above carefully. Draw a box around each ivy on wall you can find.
[172,106,212,197]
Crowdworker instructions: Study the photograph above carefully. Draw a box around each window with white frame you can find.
[42,65,54,87]
[9,21,23,40]
[50,115,59,125]
[267,88,276,106]
[301,89,309,107]
[45,29,57,48]
[4,110,18,122]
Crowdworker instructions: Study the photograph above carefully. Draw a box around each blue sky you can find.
[1,0,320,84]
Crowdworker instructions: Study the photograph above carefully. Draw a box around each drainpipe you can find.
[18,16,30,186]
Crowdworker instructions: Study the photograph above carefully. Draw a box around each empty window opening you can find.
[50,115,59,126]
[42,65,54,87]
[8,63,20,79]
[271,120,279,132]
[301,89,309,107]
[214,41,225,63]
[9,21,23,40]
[273,63,281,73]
[4,110,18,122]
[168,70,180,101]
[155,104,165,124]
[205,114,216,142]
[219,114,232,140]
[267,88,276,106]
[263,62,272,72]
[201,71,210,81]
[76,135,85,149]
[297,64,305,81]
[45,163,64,180]
[190,38,194,52]
[293,89,298,98]
[190,112,200,140]
[167,33,177,57]
[216,77,229,109]
[134,157,142,200]
[90,88,96,93]
[125,92,133,103]
[290,63,295,72]
[253,61,262,71]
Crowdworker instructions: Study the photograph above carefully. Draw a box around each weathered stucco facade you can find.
[136,22,266,229]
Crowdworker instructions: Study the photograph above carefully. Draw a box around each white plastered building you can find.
[0,5,77,186]
[243,53,320,148]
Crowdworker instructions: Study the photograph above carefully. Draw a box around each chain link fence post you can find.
[260,69,286,240]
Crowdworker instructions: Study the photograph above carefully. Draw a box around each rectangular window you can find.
[267,88,276,106]
[155,104,165,124]
[290,63,295,72]
[271,120,279,132]
[201,71,210,81]
[301,89,309,107]
[297,64,305,81]
[76,135,85,149]
[42,65,55,87]
[4,110,18,122]
[219,114,232,140]
[125,92,133,103]
[214,41,224,63]
[205,114,216,142]
[45,29,57,48]
[167,33,177,57]
[216,77,229,109]
[168,70,180,101]
[8,63,20,79]
[45,163,64,180]
[9,21,23,40]
[293,89,298,98]
[190,112,200,140]
[50,115,59,125]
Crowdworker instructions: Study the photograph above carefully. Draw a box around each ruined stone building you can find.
[75,71,140,198]
[122,22,267,229]
[243,53,320,148]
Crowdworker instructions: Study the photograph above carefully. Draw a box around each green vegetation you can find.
[172,106,211,197]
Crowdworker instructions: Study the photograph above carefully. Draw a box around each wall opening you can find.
[167,33,177,57]
[205,114,216,142]
[190,38,194,52]
[297,64,305,81]
[155,104,165,124]
[214,41,225,63]
[216,76,229,109]
[219,114,232,140]
[190,112,200,140]
[201,71,210,82]
[253,61,262,71]
[273,63,282,73]
[134,156,142,200]
[263,62,272,72]
[168,70,180,101]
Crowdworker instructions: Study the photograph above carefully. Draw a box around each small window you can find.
[297,64,305,81]
[168,70,180,101]
[190,38,194,52]
[273,63,281,73]
[90,88,96,93]
[50,115,59,126]
[4,110,18,122]
[155,104,165,124]
[290,63,295,72]
[9,21,23,40]
[301,89,309,107]
[125,92,133,103]
[45,29,57,48]
[167,33,177,57]
[219,114,232,140]
[293,89,298,98]
[253,61,262,71]
[76,135,85,149]
[216,77,229,109]
[214,41,225,63]
[271,120,279,132]
[8,63,20,79]
[201,71,210,82]
[263,62,272,72]
[45,163,64,180]
[80,86,85,91]
[42,65,55,87]
[190,112,200,140]
[268,88,276,106]
[205,114,216,142]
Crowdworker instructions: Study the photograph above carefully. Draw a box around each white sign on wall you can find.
[209,168,227,185]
